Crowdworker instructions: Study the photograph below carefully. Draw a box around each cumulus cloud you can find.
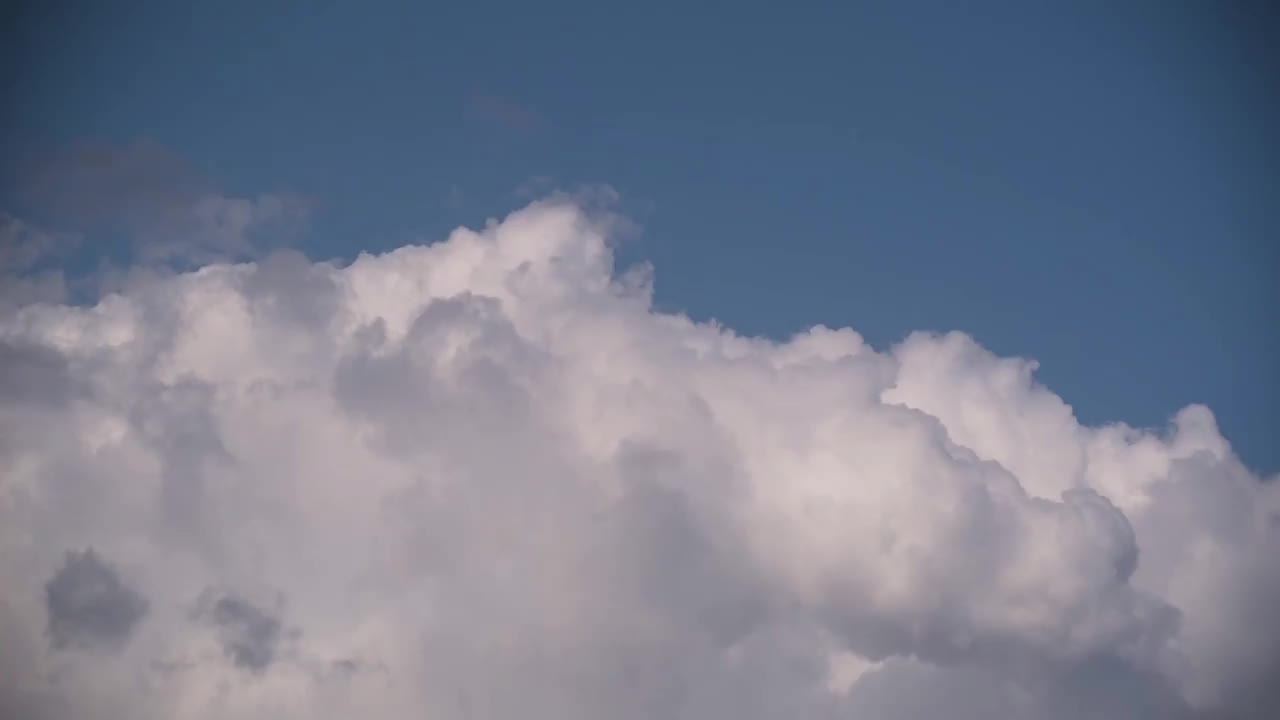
[0,197,1276,719]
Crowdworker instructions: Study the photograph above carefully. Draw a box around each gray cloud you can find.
[6,139,310,268]
[44,549,148,652]
[18,140,202,229]
[0,212,74,310]
[198,592,285,672]
[0,340,73,407]
[0,211,78,272]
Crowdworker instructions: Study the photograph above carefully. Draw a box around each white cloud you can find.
[0,197,1276,719]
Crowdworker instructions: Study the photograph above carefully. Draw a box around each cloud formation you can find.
[196,591,287,672]
[7,139,310,267]
[0,212,76,310]
[44,549,148,651]
[0,197,1276,719]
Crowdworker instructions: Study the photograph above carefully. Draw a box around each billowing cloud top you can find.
[1,198,1276,719]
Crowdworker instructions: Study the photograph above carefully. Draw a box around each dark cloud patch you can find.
[15,139,203,232]
[0,211,78,272]
[199,592,284,672]
[331,658,360,676]
[44,549,148,651]
[243,248,340,329]
[1044,654,1193,720]
[4,139,310,268]
[0,340,73,406]
[0,212,76,309]
[322,656,386,684]
[610,445,769,649]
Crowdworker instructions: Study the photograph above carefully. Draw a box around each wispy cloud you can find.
[464,92,546,132]
[8,139,311,267]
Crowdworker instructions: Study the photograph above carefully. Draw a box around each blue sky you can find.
[3,0,1277,472]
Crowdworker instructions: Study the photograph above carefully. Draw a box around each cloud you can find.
[7,139,310,267]
[0,212,75,310]
[44,549,148,652]
[0,211,77,272]
[0,197,1276,719]
[465,92,546,132]
[196,591,287,672]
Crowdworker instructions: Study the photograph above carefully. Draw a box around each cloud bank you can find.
[1,198,1276,719]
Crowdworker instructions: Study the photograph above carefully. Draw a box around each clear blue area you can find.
[4,1,1277,472]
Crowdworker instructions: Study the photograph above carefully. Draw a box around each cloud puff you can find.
[0,197,1276,719]
[44,549,148,651]
[195,591,288,672]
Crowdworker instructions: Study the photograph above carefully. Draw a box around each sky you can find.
[3,0,1277,473]
[1,2,1279,719]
